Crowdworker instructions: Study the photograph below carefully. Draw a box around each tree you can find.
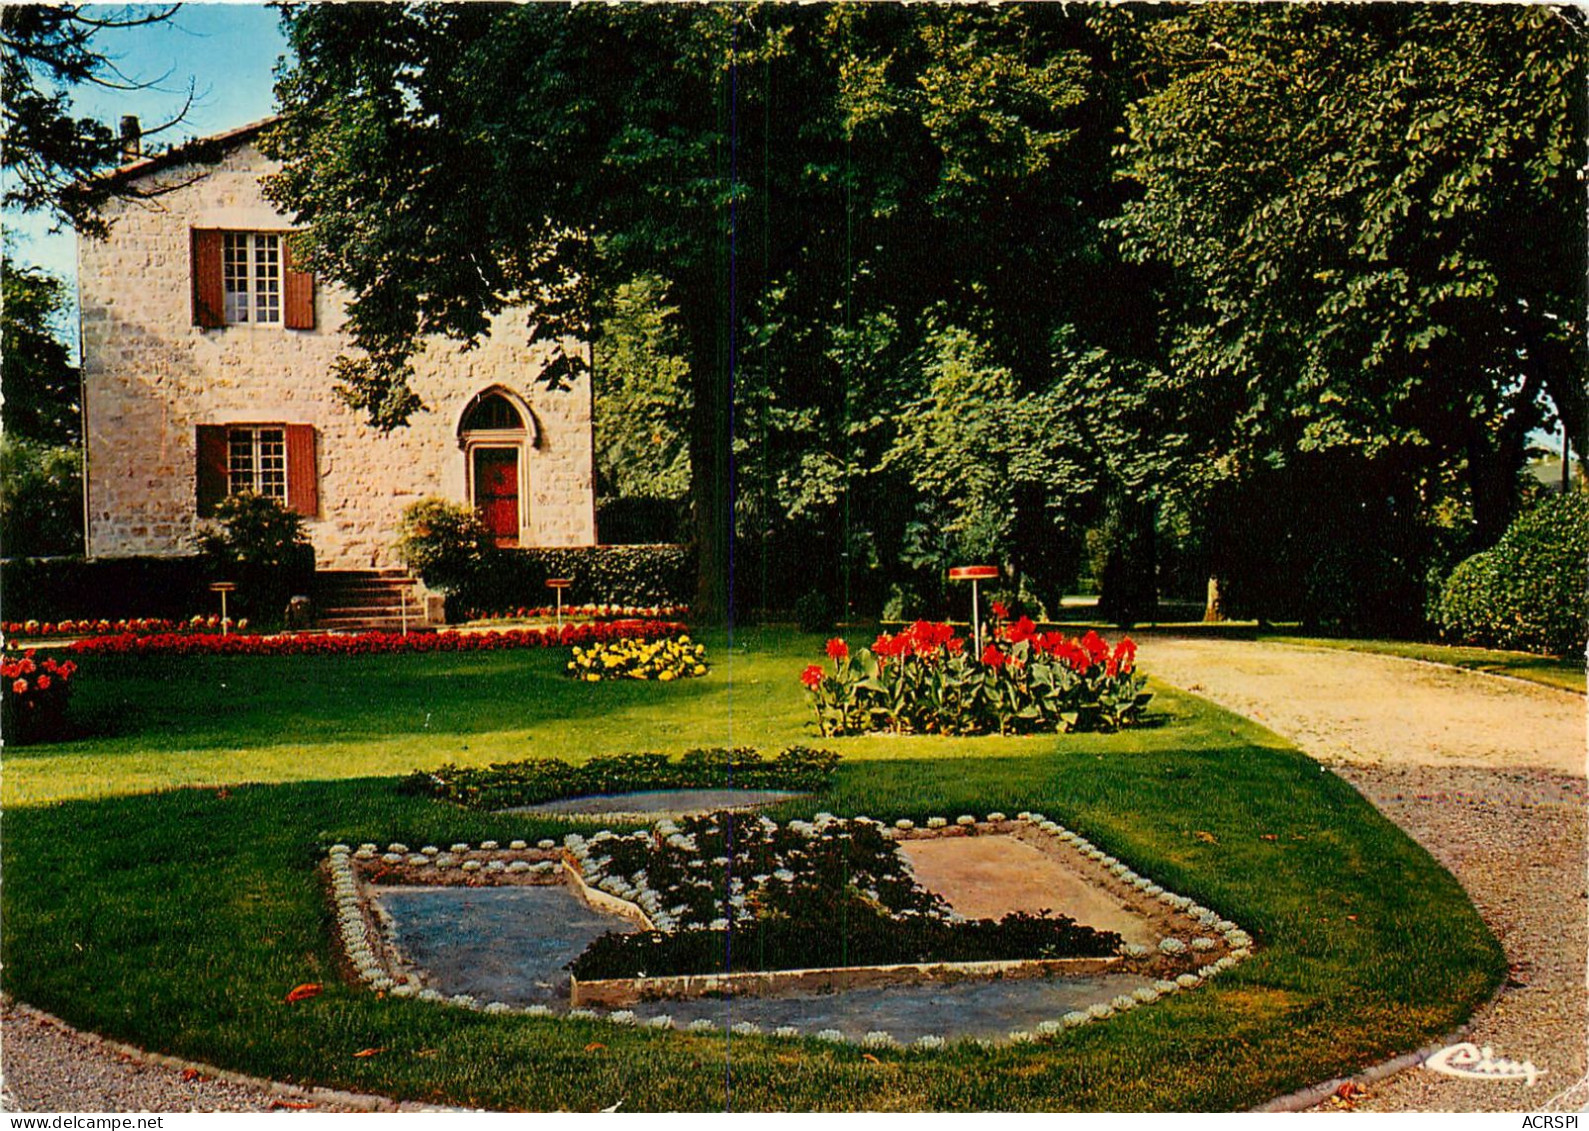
[1107,4,1588,550]
[592,275,692,503]
[1,4,191,235]
[263,4,1125,622]
[1,255,79,446]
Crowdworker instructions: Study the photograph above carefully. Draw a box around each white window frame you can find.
[227,426,287,501]
[222,232,283,325]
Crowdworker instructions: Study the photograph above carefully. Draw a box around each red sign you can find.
[947,565,999,581]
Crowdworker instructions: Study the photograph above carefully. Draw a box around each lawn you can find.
[0,627,1504,1110]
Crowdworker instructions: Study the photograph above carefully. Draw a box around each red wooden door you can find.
[474,448,520,547]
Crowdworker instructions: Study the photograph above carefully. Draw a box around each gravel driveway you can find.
[4,636,1583,1112]
[1143,635,1587,1112]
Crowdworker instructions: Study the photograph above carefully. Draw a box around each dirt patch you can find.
[897,834,1159,946]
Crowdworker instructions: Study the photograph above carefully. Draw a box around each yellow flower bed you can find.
[567,635,709,682]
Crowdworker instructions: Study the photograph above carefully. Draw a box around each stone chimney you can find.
[119,115,141,162]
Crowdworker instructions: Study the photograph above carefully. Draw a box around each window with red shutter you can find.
[283,241,315,330]
[285,424,319,518]
[195,425,228,515]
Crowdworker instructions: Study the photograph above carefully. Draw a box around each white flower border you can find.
[324,812,1254,1051]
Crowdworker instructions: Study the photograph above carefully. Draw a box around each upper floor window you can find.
[223,233,281,324]
[191,229,315,330]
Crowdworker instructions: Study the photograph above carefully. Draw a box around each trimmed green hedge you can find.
[400,746,839,809]
[1,556,213,622]
[1435,491,1588,657]
[459,543,692,616]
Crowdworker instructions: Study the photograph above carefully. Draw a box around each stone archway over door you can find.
[459,390,531,548]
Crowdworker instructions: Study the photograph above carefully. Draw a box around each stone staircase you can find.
[313,570,428,633]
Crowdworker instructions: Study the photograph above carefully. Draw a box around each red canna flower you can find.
[980,644,1007,668]
[1080,630,1109,665]
[800,663,825,689]
[946,637,965,655]
[11,679,27,694]
[1007,616,1037,645]
[825,637,849,661]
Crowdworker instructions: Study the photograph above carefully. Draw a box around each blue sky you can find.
[5,3,287,283]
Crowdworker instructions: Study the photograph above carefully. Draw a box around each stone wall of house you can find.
[80,139,596,570]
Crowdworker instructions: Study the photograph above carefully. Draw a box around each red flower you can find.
[990,601,1009,620]
[1080,630,1109,665]
[946,637,965,655]
[11,679,26,695]
[1006,616,1037,645]
[800,663,825,689]
[36,674,50,691]
[1114,636,1137,670]
[825,638,849,661]
[980,644,1007,668]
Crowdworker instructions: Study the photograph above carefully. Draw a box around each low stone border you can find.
[325,811,1255,1048]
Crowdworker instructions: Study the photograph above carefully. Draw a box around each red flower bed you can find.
[67,621,688,658]
[803,612,1149,736]
[2,650,78,744]
[466,604,690,622]
[5,616,250,639]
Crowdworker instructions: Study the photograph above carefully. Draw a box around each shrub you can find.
[803,609,1149,736]
[459,543,693,615]
[568,635,708,682]
[1435,492,1589,657]
[400,745,841,808]
[1,650,77,744]
[794,590,834,634]
[197,493,315,626]
[395,497,498,595]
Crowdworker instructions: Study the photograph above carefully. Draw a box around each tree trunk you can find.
[1203,576,1226,623]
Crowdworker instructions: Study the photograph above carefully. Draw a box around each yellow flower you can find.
[693,665,707,676]
[658,670,675,682]
[585,673,601,682]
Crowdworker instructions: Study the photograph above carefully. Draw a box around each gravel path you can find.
[1140,635,1587,1112]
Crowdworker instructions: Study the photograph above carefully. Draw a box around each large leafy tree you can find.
[1,4,192,235]
[2,256,79,446]
[264,3,1121,621]
[1107,3,1588,548]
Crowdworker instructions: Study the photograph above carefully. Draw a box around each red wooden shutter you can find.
[195,425,229,516]
[283,238,315,330]
[191,229,224,328]
[285,424,319,518]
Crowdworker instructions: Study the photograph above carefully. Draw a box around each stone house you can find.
[79,117,597,576]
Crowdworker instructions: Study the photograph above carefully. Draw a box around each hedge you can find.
[1435,491,1588,657]
[459,543,692,617]
[1,556,214,623]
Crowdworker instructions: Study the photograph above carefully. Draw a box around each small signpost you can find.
[208,582,237,635]
[947,565,999,655]
[546,578,573,629]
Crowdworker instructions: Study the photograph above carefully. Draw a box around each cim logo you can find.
[1424,1042,1544,1086]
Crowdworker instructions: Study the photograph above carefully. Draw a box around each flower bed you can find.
[4,615,250,640]
[562,812,1121,980]
[467,603,690,623]
[328,811,1254,1048]
[568,635,707,682]
[399,746,840,809]
[65,620,687,658]
[802,609,1150,736]
[2,650,78,744]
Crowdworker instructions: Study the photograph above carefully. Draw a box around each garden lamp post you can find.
[947,565,999,655]
[546,578,572,630]
[208,582,236,635]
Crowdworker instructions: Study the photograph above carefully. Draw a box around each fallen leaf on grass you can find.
[861,1054,882,1065]
[584,1042,607,1052]
[1193,830,1218,844]
[1260,834,1278,842]
[284,983,323,1003]
[353,1047,386,1058]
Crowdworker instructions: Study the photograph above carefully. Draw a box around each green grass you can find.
[1260,635,1584,694]
[0,628,1505,1110]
